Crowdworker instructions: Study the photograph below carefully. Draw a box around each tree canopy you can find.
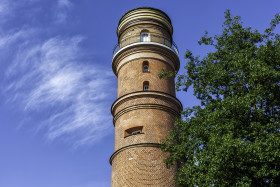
[161,10,280,186]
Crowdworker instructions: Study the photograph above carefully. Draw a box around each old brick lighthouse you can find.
[110,7,182,186]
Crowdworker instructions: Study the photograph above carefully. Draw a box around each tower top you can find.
[117,7,173,38]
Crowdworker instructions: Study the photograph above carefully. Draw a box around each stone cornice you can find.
[109,143,161,165]
[112,91,182,114]
[112,42,180,75]
[117,7,173,37]
[111,91,183,125]
[113,103,179,125]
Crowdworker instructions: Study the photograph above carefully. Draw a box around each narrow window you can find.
[140,32,150,42]
[124,126,143,137]
[143,81,149,91]
[143,61,149,72]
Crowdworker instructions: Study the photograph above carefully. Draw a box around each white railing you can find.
[113,35,179,56]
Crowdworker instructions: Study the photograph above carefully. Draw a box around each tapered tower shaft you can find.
[110,7,181,186]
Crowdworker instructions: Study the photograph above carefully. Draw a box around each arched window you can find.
[140,31,150,42]
[143,61,149,72]
[143,81,149,91]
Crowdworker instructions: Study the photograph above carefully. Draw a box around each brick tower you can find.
[110,7,182,186]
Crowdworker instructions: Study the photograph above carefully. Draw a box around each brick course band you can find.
[111,91,182,114]
[112,43,180,75]
[113,104,179,125]
[117,8,173,37]
[109,143,161,165]
[111,91,182,125]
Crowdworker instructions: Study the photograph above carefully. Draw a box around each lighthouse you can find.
[110,7,182,186]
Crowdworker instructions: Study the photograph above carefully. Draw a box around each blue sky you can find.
[0,0,279,187]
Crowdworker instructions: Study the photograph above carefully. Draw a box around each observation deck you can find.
[112,7,180,75]
[113,34,179,57]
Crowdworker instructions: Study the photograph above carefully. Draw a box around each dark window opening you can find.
[143,61,149,72]
[132,130,142,135]
[140,31,150,42]
[124,126,143,137]
[143,81,149,91]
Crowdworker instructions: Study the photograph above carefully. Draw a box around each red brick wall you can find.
[117,58,175,97]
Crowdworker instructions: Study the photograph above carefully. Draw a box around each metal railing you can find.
[113,35,179,56]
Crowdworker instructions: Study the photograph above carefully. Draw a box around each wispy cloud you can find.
[0,0,73,25]
[0,0,15,23]
[0,29,33,49]
[0,0,39,24]
[55,0,73,23]
[5,35,115,147]
[1,0,115,148]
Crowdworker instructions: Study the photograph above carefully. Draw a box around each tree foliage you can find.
[161,10,280,186]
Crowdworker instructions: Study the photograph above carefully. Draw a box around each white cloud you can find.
[0,29,33,49]
[0,0,73,25]
[55,0,73,23]
[0,0,39,24]
[0,0,115,148]
[5,35,115,147]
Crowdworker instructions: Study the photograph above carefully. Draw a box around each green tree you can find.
[161,10,280,186]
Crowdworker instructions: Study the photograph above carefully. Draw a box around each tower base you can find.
[111,146,177,187]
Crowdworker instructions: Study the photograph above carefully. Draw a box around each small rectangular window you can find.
[124,126,143,137]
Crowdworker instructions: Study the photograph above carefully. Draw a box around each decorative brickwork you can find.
[111,91,182,124]
[111,7,181,186]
